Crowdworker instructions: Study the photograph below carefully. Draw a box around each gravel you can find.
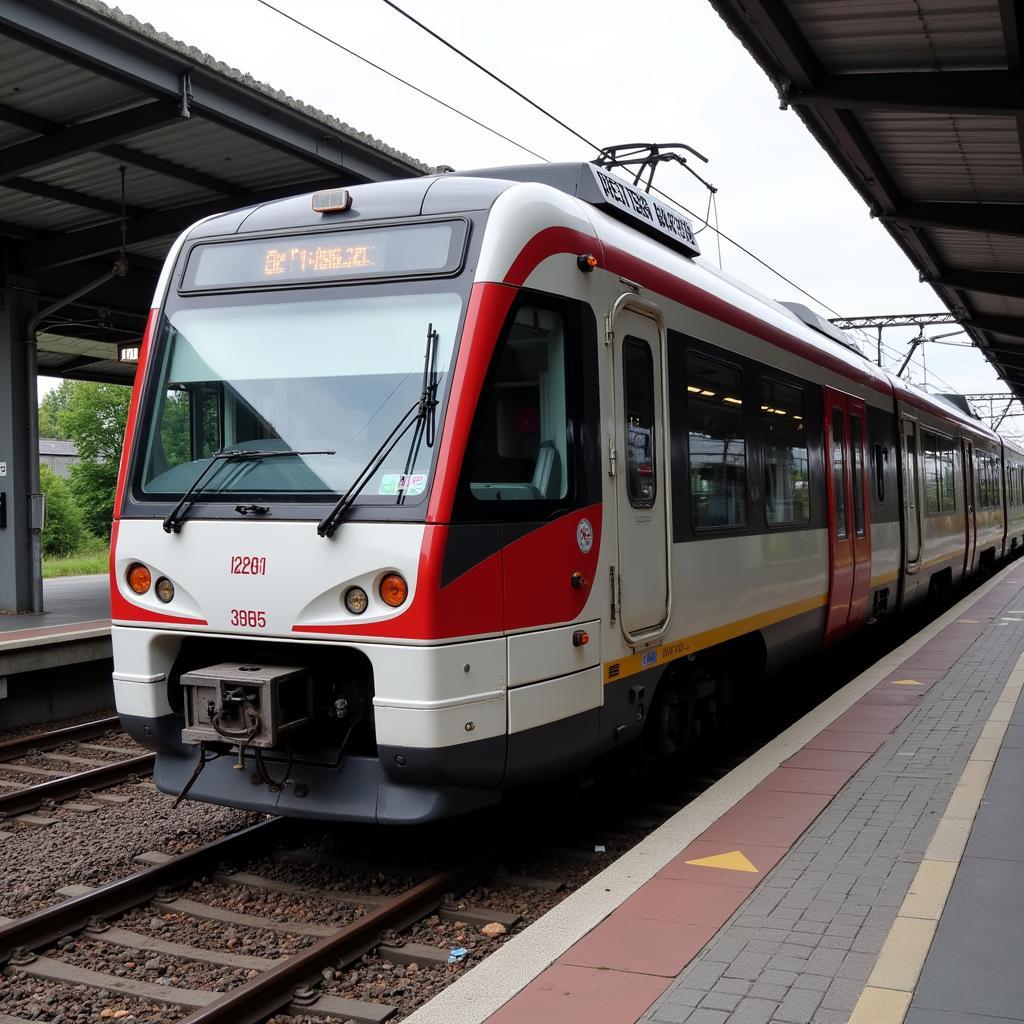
[0,778,261,918]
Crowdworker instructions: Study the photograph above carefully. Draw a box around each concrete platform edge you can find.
[403,562,1024,1024]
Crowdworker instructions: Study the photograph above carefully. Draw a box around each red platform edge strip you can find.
[485,575,1024,1024]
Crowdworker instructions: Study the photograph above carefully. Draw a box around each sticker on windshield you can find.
[380,473,427,496]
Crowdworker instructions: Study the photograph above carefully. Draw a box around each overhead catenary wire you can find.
[252,0,548,161]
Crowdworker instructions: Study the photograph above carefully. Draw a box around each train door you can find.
[962,437,977,575]
[613,302,671,643]
[823,388,872,643]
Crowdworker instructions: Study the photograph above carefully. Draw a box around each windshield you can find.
[136,290,463,504]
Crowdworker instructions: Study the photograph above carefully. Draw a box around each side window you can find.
[874,443,887,503]
[851,414,865,536]
[923,430,940,514]
[465,304,570,503]
[832,409,847,539]
[762,378,809,526]
[687,352,746,529]
[623,338,657,509]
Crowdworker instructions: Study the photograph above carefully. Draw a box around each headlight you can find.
[344,586,368,615]
[155,577,175,603]
[379,573,409,608]
[127,563,151,594]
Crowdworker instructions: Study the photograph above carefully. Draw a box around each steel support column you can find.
[0,271,39,613]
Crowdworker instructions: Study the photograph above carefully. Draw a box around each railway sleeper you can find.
[6,954,395,1022]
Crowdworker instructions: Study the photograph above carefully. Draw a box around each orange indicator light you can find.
[379,573,409,608]
[127,563,152,595]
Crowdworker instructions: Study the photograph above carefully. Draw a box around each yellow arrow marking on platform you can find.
[890,679,922,686]
[684,850,759,873]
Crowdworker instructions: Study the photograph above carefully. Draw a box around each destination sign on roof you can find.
[584,164,701,259]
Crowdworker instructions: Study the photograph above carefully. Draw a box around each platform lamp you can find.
[118,341,140,363]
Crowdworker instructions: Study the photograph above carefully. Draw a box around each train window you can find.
[874,444,887,503]
[623,338,657,509]
[832,409,847,539]
[851,414,865,536]
[976,451,1000,509]
[466,305,570,503]
[761,378,809,526]
[923,430,956,514]
[687,353,746,529]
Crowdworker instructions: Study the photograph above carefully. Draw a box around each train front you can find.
[111,187,500,823]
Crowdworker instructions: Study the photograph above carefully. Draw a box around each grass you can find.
[43,536,109,578]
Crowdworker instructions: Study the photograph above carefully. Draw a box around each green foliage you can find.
[42,535,108,578]
[40,380,132,540]
[39,463,87,557]
[70,458,122,541]
[37,380,74,439]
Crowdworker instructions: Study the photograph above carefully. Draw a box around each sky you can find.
[45,0,1020,436]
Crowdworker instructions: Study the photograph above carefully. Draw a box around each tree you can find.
[55,381,132,540]
[39,463,87,557]
[37,380,74,439]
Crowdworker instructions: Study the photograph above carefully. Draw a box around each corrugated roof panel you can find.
[969,294,1024,318]
[859,111,1024,202]
[930,228,1024,272]
[0,187,110,233]
[127,234,182,260]
[0,36,148,125]
[33,151,217,211]
[788,0,1007,73]
[126,118,329,191]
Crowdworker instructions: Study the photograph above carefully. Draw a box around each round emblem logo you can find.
[576,517,594,554]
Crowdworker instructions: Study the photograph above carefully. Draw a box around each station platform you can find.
[0,575,111,726]
[405,561,1024,1024]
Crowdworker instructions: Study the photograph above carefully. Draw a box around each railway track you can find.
[0,716,154,818]
[0,816,522,1023]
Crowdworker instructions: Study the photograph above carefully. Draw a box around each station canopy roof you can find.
[709,0,1024,400]
[0,0,432,383]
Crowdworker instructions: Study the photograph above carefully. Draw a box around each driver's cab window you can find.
[466,305,569,503]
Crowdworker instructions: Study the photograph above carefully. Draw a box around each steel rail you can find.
[0,752,156,816]
[176,849,500,1024]
[0,817,288,963]
[0,715,121,762]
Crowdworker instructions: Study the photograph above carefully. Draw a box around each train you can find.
[110,159,1024,823]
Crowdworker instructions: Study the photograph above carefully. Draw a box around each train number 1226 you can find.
[230,555,267,575]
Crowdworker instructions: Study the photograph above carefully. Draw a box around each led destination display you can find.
[183,221,464,290]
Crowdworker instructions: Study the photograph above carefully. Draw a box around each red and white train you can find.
[111,161,1024,822]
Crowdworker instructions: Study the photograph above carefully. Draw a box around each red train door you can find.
[824,388,872,643]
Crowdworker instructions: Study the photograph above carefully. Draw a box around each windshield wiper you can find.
[163,448,335,534]
[317,324,440,539]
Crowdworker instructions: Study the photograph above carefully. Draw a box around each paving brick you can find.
[681,1011,730,1024]
[791,975,832,993]
[711,977,752,997]
[748,982,789,1001]
[760,969,798,987]
[773,987,825,1024]
[821,977,866,1011]
[730,996,782,1023]
[698,991,741,1012]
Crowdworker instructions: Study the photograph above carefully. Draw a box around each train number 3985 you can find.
[230,609,266,628]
